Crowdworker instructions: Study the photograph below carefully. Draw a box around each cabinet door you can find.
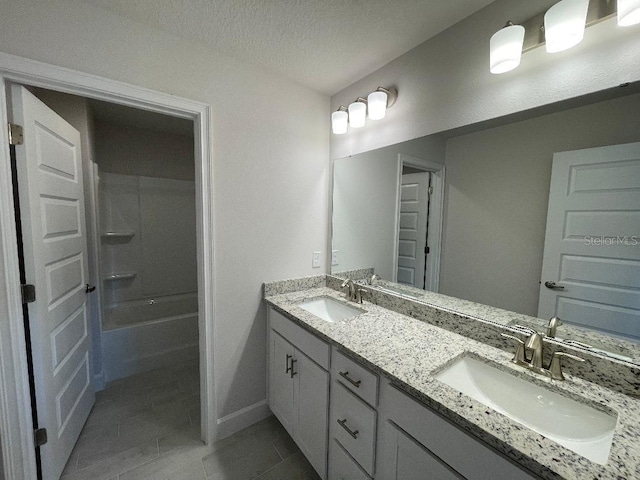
[378,421,463,480]
[295,350,330,479]
[269,331,295,434]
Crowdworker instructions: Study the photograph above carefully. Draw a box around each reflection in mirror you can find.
[331,87,640,363]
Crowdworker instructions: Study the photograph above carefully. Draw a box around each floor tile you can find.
[256,452,320,480]
[202,435,282,480]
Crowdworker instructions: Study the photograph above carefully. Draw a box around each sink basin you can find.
[435,355,617,465]
[297,296,364,323]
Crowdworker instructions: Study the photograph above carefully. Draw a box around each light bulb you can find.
[489,24,525,74]
[348,101,366,128]
[544,0,589,53]
[331,110,348,134]
[618,0,640,26]
[367,91,388,120]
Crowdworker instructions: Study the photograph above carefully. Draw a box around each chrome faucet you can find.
[501,331,584,380]
[546,316,562,338]
[341,278,366,303]
[368,274,381,286]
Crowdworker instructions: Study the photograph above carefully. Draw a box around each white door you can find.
[538,142,640,340]
[11,85,94,480]
[397,172,430,288]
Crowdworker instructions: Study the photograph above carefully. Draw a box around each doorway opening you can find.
[393,154,445,293]
[0,57,214,480]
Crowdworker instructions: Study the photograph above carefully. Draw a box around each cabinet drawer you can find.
[330,382,376,476]
[332,350,379,406]
[269,308,330,369]
[328,439,371,480]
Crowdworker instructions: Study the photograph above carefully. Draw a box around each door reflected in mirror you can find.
[331,88,640,363]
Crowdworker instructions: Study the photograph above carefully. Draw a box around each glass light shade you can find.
[331,110,348,134]
[618,0,640,26]
[348,101,366,128]
[367,91,388,120]
[544,0,589,53]
[489,25,525,74]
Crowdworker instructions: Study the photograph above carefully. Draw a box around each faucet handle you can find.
[549,351,585,380]
[501,333,526,364]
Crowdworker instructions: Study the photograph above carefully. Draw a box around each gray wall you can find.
[440,92,640,316]
[0,0,329,427]
[330,0,640,159]
[94,120,195,181]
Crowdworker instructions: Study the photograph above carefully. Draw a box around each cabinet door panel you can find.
[269,331,295,435]
[295,350,330,479]
[378,421,463,480]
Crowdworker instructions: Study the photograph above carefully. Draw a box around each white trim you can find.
[0,52,217,479]
[394,154,445,292]
[215,400,271,439]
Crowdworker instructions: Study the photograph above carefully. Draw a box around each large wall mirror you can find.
[331,85,640,364]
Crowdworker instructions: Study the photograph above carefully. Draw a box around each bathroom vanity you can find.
[264,275,640,480]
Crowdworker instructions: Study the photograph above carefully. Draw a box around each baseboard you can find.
[215,399,271,440]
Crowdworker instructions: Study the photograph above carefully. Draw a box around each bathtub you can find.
[101,293,199,382]
[103,293,198,330]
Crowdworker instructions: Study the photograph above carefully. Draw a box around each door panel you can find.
[295,351,329,479]
[11,85,94,480]
[397,172,430,289]
[269,331,295,435]
[538,143,640,340]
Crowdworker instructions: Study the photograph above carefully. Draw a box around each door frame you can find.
[393,154,445,292]
[0,52,217,480]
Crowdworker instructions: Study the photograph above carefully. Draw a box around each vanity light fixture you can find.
[489,22,525,74]
[332,106,348,134]
[489,0,633,74]
[348,98,367,128]
[544,0,590,53]
[331,86,398,134]
[618,0,640,25]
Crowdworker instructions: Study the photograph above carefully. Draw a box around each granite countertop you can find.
[264,286,640,480]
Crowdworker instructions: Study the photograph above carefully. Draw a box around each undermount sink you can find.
[297,296,364,323]
[435,355,617,465]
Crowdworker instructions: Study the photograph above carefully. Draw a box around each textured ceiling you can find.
[82,0,495,95]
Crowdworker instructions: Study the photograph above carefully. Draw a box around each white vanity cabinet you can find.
[376,380,540,480]
[268,308,330,479]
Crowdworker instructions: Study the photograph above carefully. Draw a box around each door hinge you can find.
[425,246,430,255]
[8,124,24,146]
[428,186,434,195]
[21,284,36,304]
[34,428,48,447]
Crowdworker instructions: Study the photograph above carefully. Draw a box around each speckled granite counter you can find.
[264,284,640,480]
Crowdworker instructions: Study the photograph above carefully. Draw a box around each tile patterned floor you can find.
[60,361,319,480]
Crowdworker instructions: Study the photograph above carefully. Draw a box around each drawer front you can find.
[328,439,371,480]
[332,350,379,406]
[330,382,377,476]
[269,308,330,369]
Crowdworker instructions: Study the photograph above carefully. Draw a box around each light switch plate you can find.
[331,250,338,266]
[312,251,321,268]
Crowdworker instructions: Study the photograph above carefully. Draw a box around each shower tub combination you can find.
[101,293,199,382]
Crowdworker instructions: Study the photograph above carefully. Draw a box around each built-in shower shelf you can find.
[101,231,135,239]
[103,272,137,281]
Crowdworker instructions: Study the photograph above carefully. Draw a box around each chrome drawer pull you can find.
[339,371,362,388]
[337,419,359,439]
[290,358,297,378]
